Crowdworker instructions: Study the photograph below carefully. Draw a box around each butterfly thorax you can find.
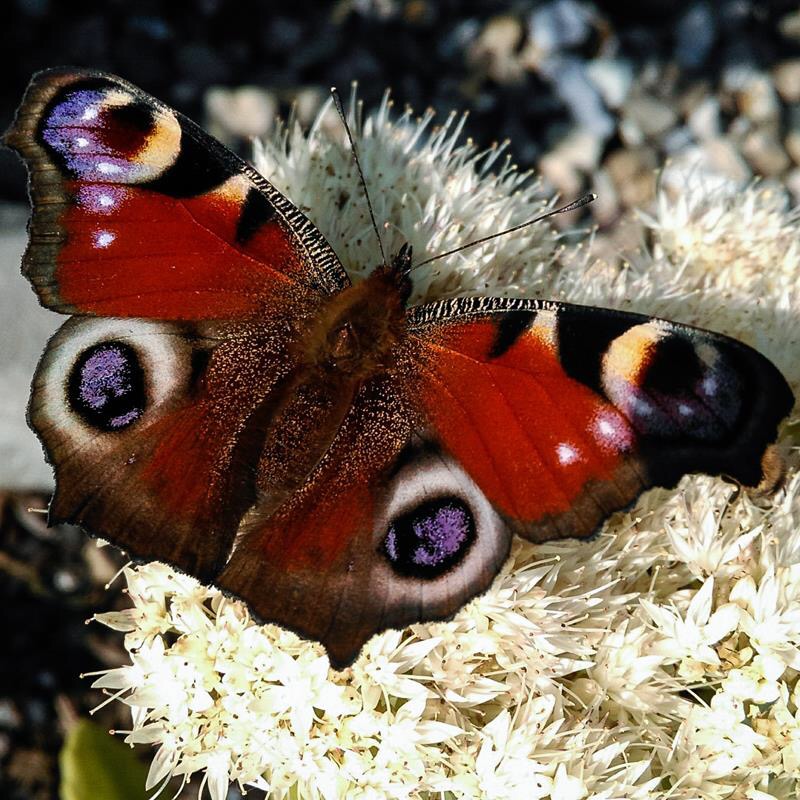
[299,251,412,379]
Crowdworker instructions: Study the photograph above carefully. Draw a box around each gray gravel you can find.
[0,223,59,489]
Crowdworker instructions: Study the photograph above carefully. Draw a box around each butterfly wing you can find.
[219,297,792,668]
[4,68,349,320]
[34,316,301,579]
[6,69,346,578]
[406,298,793,538]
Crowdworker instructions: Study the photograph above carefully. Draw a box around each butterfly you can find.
[5,68,794,669]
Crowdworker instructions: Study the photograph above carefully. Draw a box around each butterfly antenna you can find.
[409,192,597,272]
[330,86,388,267]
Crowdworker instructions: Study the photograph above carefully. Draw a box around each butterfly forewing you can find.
[407,298,793,537]
[5,67,349,319]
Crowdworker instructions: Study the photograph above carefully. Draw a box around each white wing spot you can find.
[678,403,693,416]
[96,162,122,175]
[98,193,115,208]
[592,409,633,452]
[556,443,580,465]
[597,418,614,437]
[94,230,115,248]
[702,375,718,396]
[82,107,99,121]
[75,136,89,148]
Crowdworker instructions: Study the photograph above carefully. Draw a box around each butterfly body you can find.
[294,255,411,378]
[6,69,794,668]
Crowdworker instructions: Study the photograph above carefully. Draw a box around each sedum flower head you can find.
[90,94,800,799]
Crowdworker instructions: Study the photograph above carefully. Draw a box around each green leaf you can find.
[60,719,150,800]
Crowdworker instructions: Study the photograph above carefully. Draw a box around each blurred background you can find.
[1,1,799,797]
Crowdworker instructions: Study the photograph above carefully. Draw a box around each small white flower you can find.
[665,493,763,578]
[667,690,772,790]
[473,708,555,799]
[587,619,685,722]
[723,653,787,704]
[641,577,740,668]
[730,569,800,670]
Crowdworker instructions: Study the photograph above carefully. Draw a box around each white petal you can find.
[394,637,442,669]
[208,767,230,800]
[414,720,463,744]
[686,577,714,627]
[729,575,757,608]
[551,764,587,800]
[719,526,761,564]
[395,693,426,724]
[705,603,740,642]
[124,724,165,745]
[145,744,176,790]
[90,666,139,690]
[93,610,139,631]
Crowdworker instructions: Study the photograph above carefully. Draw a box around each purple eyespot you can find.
[383,498,475,578]
[39,83,156,180]
[68,342,146,431]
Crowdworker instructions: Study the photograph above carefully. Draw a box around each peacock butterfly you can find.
[5,68,794,669]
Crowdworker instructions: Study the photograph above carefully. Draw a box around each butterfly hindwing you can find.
[32,315,301,580]
[217,371,514,669]
[4,68,349,320]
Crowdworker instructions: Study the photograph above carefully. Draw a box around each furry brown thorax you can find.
[300,246,413,377]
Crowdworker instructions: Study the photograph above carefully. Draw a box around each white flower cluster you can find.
[90,96,799,799]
